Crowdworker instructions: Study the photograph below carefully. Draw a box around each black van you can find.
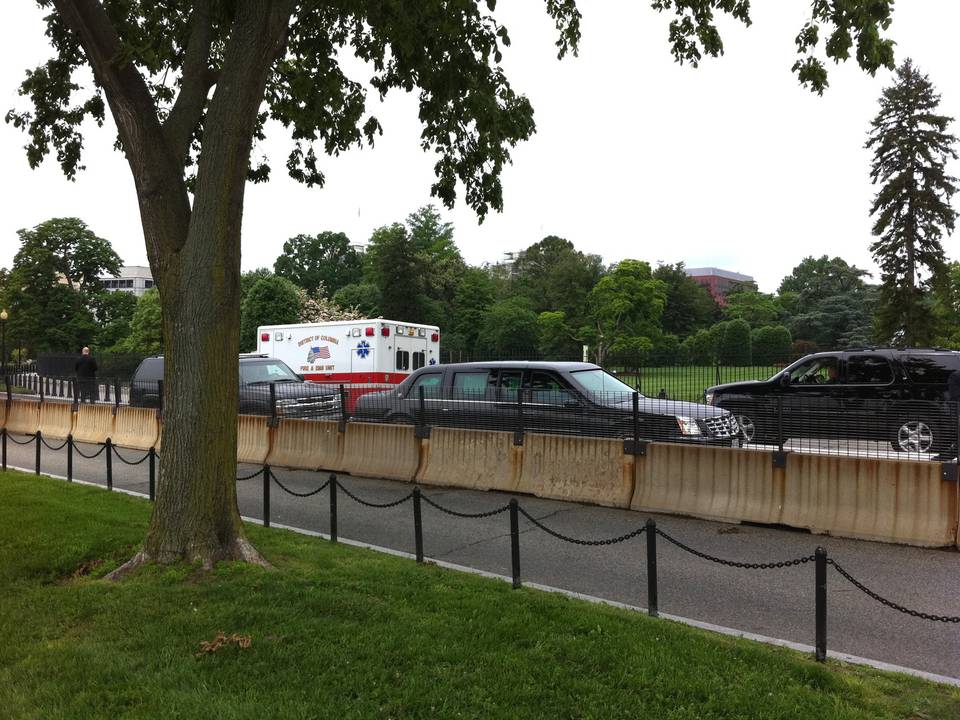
[129,354,341,419]
[705,349,960,453]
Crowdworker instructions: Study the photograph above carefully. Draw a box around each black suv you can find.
[129,354,341,418]
[705,348,960,453]
[353,361,739,443]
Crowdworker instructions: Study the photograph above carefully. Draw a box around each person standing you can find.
[74,347,98,403]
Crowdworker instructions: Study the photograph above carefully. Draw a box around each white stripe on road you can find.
[7,464,959,688]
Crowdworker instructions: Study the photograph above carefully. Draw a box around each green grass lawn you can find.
[1,470,957,719]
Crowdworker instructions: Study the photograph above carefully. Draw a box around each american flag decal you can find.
[307,346,330,362]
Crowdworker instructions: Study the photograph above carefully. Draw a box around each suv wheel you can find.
[892,420,934,453]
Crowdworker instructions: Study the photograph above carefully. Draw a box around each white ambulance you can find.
[256,319,441,407]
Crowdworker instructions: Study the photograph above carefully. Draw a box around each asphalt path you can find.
[3,432,959,680]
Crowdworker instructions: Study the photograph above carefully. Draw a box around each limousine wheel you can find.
[893,421,934,453]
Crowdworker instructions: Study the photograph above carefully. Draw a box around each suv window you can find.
[498,370,523,401]
[788,356,840,385]
[453,371,492,393]
[902,354,960,384]
[240,360,299,384]
[529,371,576,405]
[845,355,893,385]
[409,372,442,397]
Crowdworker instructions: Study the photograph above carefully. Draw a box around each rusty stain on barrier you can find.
[341,422,419,482]
[71,404,114,444]
[266,419,341,471]
[416,428,521,492]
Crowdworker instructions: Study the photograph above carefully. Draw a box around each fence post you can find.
[633,392,640,448]
[776,396,785,453]
[815,546,827,662]
[269,382,277,424]
[105,438,113,491]
[148,447,156,502]
[39,377,45,403]
[509,498,521,589]
[418,385,426,430]
[262,464,271,528]
[115,379,122,409]
[35,430,42,475]
[715,360,721,387]
[514,391,524,446]
[1,428,6,471]
[71,379,78,408]
[413,486,424,563]
[646,518,658,617]
[329,473,338,542]
[338,385,348,432]
[103,380,110,404]
[67,434,74,482]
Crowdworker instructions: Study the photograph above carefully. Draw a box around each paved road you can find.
[3,433,959,680]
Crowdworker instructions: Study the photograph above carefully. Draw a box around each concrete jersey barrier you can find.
[518,433,635,509]
[71,404,115,445]
[780,453,958,548]
[340,422,420,482]
[237,415,271,465]
[416,427,521,492]
[4,399,40,436]
[266,419,342,471]
[39,401,75,440]
[112,407,159,450]
[632,444,782,526]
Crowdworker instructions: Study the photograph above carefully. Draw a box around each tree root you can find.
[104,538,272,580]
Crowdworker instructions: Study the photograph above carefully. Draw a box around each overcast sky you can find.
[1,2,958,293]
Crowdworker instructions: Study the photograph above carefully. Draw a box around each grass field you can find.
[2,469,958,719]
[611,365,783,402]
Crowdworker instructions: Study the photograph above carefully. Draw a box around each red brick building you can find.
[684,267,755,306]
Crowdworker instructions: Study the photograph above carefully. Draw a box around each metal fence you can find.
[7,372,959,461]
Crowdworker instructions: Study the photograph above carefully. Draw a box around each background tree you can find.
[406,205,465,330]
[240,268,274,309]
[717,318,752,365]
[679,328,716,365]
[653,262,719,337]
[721,291,785,328]
[537,311,581,358]
[332,282,381,318]
[580,260,667,365]
[867,59,958,345]
[295,284,362,323]
[364,223,428,321]
[509,236,604,331]
[240,276,302,351]
[93,290,139,350]
[751,325,792,365]
[6,0,898,571]
[1,218,119,355]
[931,262,960,347]
[447,267,496,355]
[476,298,539,356]
[273,232,362,297]
[114,288,162,355]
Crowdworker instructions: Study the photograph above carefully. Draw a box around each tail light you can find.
[365,327,375,336]
[381,327,390,337]
[260,332,270,342]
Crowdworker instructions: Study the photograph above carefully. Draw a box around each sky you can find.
[1,2,958,294]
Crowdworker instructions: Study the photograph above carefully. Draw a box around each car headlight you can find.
[676,416,702,435]
[704,392,715,406]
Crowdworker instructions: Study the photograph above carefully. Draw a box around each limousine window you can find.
[571,369,635,396]
[846,355,893,384]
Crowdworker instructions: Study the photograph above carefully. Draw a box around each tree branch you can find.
[162,0,217,164]
[51,0,192,271]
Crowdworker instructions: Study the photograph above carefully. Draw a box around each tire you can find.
[890,420,938,453]
[730,411,776,446]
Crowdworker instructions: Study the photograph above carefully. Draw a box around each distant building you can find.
[98,265,154,297]
[685,267,755,306]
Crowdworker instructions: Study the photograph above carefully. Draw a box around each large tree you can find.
[6,0,897,571]
[653,262,718,338]
[867,59,958,346]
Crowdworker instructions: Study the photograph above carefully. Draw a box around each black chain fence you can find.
[2,426,958,664]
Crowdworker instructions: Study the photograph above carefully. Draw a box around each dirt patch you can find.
[195,631,252,658]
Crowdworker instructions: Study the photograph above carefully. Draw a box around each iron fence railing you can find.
[6,373,959,461]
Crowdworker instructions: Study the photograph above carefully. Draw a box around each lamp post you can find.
[0,308,7,377]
